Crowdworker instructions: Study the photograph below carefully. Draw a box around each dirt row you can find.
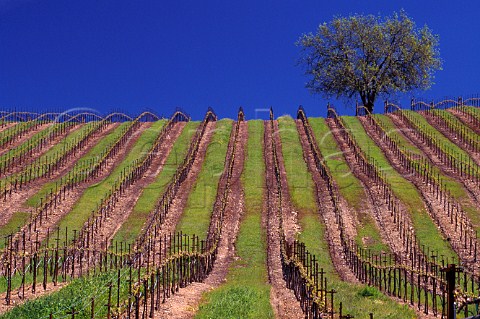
[421,111,480,168]
[388,113,480,207]
[0,123,120,228]
[295,119,358,282]
[448,108,480,136]
[0,122,53,157]
[95,122,186,252]
[0,281,68,314]
[11,123,148,247]
[264,121,304,319]
[156,121,247,319]
[326,117,417,264]
[152,122,215,242]
[358,116,477,271]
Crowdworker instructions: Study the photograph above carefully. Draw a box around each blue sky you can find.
[0,0,479,120]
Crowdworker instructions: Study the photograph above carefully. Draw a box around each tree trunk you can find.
[359,92,375,114]
[365,102,374,114]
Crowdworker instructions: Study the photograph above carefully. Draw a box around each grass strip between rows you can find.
[308,117,389,254]
[0,269,130,319]
[56,120,166,243]
[175,119,232,238]
[25,122,129,207]
[278,116,416,318]
[434,109,478,143]
[0,122,74,176]
[375,114,480,229]
[0,121,37,147]
[5,121,88,185]
[342,116,456,260]
[463,106,480,120]
[195,120,273,319]
[405,111,476,169]
[113,121,200,245]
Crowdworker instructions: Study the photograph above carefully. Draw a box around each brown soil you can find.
[10,123,149,248]
[358,116,477,270]
[0,123,120,228]
[154,121,247,319]
[271,121,300,243]
[295,120,358,282]
[421,110,480,167]
[326,118,415,264]
[264,121,304,319]
[93,122,186,252]
[448,108,480,135]
[3,123,85,176]
[0,123,53,156]
[152,122,215,241]
[388,113,480,209]
[0,122,17,134]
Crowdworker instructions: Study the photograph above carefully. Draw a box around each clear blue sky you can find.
[0,0,478,120]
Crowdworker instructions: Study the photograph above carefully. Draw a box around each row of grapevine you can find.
[1,112,158,263]
[361,112,477,269]
[0,118,115,197]
[309,107,480,316]
[425,109,480,156]
[0,120,76,176]
[134,109,216,251]
[395,111,480,185]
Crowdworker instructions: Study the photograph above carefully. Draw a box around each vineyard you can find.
[0,100,479,319]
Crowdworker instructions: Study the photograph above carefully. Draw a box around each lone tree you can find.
[297,11,442,113]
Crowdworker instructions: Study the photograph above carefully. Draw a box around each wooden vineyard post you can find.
[67,307,78,319]
[328,289,336,319]
[106,282,112,319]
[5,235,12,305]
[443,264,461,319]
[117,269,121,310]
[91,297,95,319]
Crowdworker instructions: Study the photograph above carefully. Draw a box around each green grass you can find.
[37,122,94,160]
[176,119,233,237]
[0,212,30,249]
[463,106,480,121]
[55,120,166,243]
[405,111,476,171]
[0,122,97,193]
[113,121,200,245]
[0,121,41,148]
[277,116,316,214]
[373,115,422,156]
[278,116,342,266]
[342,116,457,261]
[278,115,416,318]
[434,109,478,141]
[0,269,130,319]
[375,114,480,229]
[376,114,465,198]
[0,122,70,172]
[196,120,273,319]
[26,122,130,207]
[309,117,389,254]
[310,118,366,211]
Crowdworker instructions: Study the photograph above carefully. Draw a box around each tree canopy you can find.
[297,11,442,113]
